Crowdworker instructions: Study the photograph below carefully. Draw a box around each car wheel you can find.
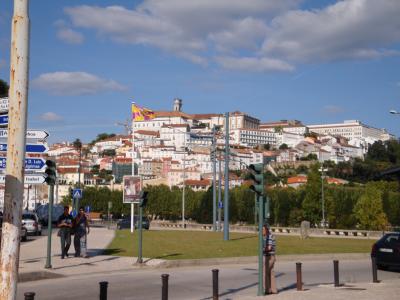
[38,231,42,236]
[21,235,27,242]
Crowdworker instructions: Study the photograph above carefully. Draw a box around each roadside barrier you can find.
[333,260,340,287]
[212,269,219,300]
[162,274,169,300]
[99,281,108,300]
[151,221,384,239]
[24,292,35,300]
[296,262,303,291]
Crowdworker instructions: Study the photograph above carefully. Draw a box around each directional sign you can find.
[0,115,8,126]
[0,129,49,140]
[73,188,83,199]
[0,174,46,184]
[0,98,8,113]
[218,201,223,209]
[0,157,47,170]
[0,143,48,153]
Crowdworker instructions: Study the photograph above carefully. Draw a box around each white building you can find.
[308,120,392,142]
[231,128,277,147]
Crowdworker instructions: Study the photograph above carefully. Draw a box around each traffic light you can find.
[138,191,149,208]
[44,160,57,185]
[248,163,264,196]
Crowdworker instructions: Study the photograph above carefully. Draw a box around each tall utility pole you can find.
[0,1,30,299]
[182,135,186,228]
[212,126,217,231]
[224,112,230,241]
[218,156,222,231]
[319,164,328,228]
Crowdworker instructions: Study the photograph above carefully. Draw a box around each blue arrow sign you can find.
[0,115,8,126]
[0,143,48,153]
[218,201,223,209]
[0,157,46,170]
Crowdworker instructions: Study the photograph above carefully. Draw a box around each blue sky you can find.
[0,0,400,143]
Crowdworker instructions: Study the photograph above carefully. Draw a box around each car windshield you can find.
[22,214,36,221]
[384,234,400,245]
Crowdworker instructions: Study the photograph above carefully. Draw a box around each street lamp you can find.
[319,165,328,228]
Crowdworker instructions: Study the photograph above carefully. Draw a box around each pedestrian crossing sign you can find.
[73,188,83,199]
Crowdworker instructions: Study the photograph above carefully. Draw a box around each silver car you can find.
[22,211,42,236]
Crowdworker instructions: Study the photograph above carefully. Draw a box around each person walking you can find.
[73,207,90,258]
[263,224,277,294]
[57,206,73,259]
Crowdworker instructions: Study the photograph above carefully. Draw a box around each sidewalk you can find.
[18,227,167,279]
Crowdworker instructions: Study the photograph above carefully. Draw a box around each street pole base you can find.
[44,264,52,269]
[136,258,143,264]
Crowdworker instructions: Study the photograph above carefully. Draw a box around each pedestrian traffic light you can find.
[138,191,148,208]
[248,163,264,196]
[44,160,57,185]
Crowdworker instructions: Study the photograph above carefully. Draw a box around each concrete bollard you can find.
[371,257,379,283]
[162,274,169,300]
[296,262,303,291]
[99,281,108,300]
[333,260,339,287]
[24,292,35,300]
[212,269,219,300]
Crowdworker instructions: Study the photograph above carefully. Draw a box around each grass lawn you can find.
[105,230,376,260]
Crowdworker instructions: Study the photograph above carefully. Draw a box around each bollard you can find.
[296,262,303,291]
[24,292,35,300]
[212,269,219,300]
[333,260,339,287]
[371,257,379,283]
[99,281,108,300]
[162,274,169,300]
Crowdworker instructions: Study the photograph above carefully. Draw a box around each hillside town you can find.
[6,98,393,211]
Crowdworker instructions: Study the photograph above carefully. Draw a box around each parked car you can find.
[371,232,400,270]
[22,211,42,236]
[0,216,27,242]
[117,216,150,230]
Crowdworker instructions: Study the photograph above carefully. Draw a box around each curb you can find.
[157,252,370,268]
[18,271,65,283]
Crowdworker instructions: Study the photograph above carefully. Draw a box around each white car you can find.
[22,211,42,236]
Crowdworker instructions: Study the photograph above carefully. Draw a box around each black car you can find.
[117,216,150,230]
[371,232,400,269]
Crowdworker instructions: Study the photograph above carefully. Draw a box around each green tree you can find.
[302,164,322,226]
[353,183,388,230]
[279,143,289,150]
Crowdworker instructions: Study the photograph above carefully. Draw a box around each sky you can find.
[0,0,400,144]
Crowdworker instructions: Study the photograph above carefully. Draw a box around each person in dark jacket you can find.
[263,224,277,294]
[57,206,73,259]
[73,207,90,257]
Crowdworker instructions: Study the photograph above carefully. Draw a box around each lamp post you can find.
[319,164,328,228]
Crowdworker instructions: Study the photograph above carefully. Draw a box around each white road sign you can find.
[0,129,49,140]
[0,97,8,112]
[0,174,46,184]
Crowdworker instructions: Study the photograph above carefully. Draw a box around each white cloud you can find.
[215,56,294,72]
[32,72,127,96]
[39,112,64,122]
[57,28,84,44]
[63,1,299,67]
[262,0,400,62]
[62,0,400,72]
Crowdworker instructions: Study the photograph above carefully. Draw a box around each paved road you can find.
[17,259,400,300]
